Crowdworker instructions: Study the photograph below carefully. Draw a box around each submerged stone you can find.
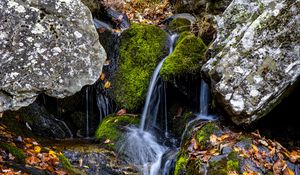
[0,0,106,112]
[202,0,300,125]
[111,24,168,111]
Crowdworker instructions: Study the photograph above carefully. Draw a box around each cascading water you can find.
[118,34,178,175]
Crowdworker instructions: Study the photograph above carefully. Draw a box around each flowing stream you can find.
[119,34,178,175]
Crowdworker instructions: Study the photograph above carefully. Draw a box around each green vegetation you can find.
[174,154,189,175]
[0,143,26,163]
[208,151,240,175]
[59,154,85,175]
[160,32,207,80]
[195,122,217,149]
[95,115,139,149]
[167,18,191,33]
[112,23,168,111]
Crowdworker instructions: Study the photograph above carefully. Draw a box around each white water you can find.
[140,34,178,131]
[199,79,209,116]
[120,34,178,175]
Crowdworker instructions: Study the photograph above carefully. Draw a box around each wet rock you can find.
[163,13,196,33]
[95,115,139,150]
[0,0,106,112]
[175,121,300,175]
[202,0,300,125]
[170,0,231,15]
[18,102,73,138]
[60,143,139,175]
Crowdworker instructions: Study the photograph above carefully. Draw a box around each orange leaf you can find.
[26,156,41,165]
[104,81,111,89]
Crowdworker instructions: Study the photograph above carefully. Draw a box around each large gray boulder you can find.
[0,0,106,112]
[202,0,300,125]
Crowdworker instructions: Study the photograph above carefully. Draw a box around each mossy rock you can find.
[167,18,192,33]
[174,153,189,175]
[207,152,240,175]
[0,143,26,163]
[112,23,168,111]
[95,115,139,150]
[58,153,85,175]
[195,122,218,149]
[160,31,207,81]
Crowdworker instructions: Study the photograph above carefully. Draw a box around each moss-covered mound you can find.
[0,142,26,163]
[167,18,192,33]
[174,121,300,175]
[160,32,207,81]
[112,23,168,111]
[95,115,139,150]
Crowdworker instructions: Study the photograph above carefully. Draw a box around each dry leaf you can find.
[104,139,111,144]
[100,73,105,80]
[116,108,126,116]
[104,81,111,89]
[34,146,41,153]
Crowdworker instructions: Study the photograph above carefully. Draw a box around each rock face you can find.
[0,0,106,112]
[202,0,300,125]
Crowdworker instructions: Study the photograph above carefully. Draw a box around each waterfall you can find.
[196,80,216,120]
[140,34,178,131]
[96,93,111,123]
[119,34,178,175]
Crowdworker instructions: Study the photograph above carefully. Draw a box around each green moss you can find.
[167,18,191,33]
[0,143,26,163]
[195,122,217,148]
[160,32,207,81]
[227,160,239,172]
[59,154,85,175]
[208,152,240,175]
[95,115,139,149]
[174,154,189,175]
[112,24,168,111]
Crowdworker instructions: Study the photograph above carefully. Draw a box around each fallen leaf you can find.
[252,144,259,153]
[104,81,111,89]
[283,167,295,175]
[49,150,56,158]
[34,146,41,153]
[100,73,105,80]
[26,156,40,165]
[116,108,126,116]
[104,139,111,144]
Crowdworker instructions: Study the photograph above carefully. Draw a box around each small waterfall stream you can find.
[119,34,178,175]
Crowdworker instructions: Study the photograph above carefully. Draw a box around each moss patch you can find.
[112,23,168,111]
[95,115,139,150]
[208,151,240,175]
[174,154,189,175]
[0,143,26,163]
[160,32,207,81]
[167,18,191,33]
[195,122,218,149]
[58,153,84,175]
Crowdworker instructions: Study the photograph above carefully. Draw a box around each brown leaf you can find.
[116,108,126,116]
[26,156,41,165]
[283,167,295,175]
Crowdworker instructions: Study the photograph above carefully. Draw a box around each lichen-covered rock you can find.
[175,121,300,175]
[160,32,207,81]
[202,0,300,125]
[111,24,168,111]
[0,0,106,112]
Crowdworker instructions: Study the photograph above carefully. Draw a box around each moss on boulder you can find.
[112,23,168,111]
[95,115,139,150]
[160,32,207,81]
[167,18,192,33]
